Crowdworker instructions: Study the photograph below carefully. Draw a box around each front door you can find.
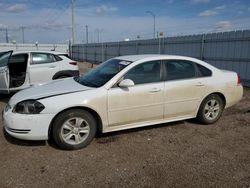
[0,51,12,92]
[107,60,164,127]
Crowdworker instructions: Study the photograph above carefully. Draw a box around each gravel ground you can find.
[0,62,249,188]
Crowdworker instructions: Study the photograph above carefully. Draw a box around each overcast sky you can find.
[0,0,250,44]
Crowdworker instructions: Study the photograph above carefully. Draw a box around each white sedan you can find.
[0,50,79,93]
[3,55,243,150]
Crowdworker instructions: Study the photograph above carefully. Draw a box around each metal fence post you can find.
[94,44,96,63]
[101,42,104,62]
[70,44,72,58]
[135,40,137,54]
[200,34,205,60]
[118,42,120,56]
[158,38,161,54]
[68,41,71,57]
[136,40,139,54]
[83,44,85,61]
[77,45,79,61]
[85,44,88,62]
[104,43,107,61]
[162,37,165,54]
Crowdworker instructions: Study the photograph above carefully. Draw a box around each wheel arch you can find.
[196,92,226,116]
[211,92,226,107]
[52,70,79,80]
[48,106,103,140]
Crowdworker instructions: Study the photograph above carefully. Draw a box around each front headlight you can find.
[13,100,45,114]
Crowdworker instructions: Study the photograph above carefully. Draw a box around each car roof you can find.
[115,54,198,62]
[113,54,220,73]
[11,51,68,55]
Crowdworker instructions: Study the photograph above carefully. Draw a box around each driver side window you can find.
[123,61,161,85]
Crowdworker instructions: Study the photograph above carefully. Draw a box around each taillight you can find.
[69,62,77,65]
[237,74,241,85]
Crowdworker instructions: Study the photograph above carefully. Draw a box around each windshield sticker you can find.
[119,61,131,66]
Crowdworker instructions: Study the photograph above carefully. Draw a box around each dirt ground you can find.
[0,62,249,188]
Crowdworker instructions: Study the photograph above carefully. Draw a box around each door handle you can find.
[149,88,161,93]
[195,82,205,87]
[49,66,56,68]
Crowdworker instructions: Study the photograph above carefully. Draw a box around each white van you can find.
[0,51,79,93]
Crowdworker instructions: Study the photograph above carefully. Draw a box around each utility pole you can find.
[95,29,102,43]
[158,32,164,54]
[5,28,9,43]
[71,0,76,44]
[146,11,156,39]
[85,25,88,44]
[97,29,100,43]
[21,26,25,43]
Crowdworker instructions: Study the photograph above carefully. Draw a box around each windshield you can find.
[75,59,132,88]
[0,51,12,67]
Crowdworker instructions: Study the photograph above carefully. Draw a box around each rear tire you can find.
[52,109,97,150]
[197,94,224,124]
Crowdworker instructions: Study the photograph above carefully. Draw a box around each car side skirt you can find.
[102,114,196,133]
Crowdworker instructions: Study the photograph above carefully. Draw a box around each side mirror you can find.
[118,79,135,88]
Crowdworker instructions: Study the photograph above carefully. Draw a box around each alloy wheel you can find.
[204,99,220,121]
[60,117,90,145]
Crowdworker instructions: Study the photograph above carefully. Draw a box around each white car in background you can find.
[3,55,243,150]
[0,50,79,93]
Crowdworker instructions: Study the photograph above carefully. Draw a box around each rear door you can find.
[0,51,12,92]
[163,60,207,119]
[29,52,60,85]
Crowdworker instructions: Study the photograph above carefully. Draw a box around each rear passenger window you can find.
[32,53,56,64]
[164,60,196,81]
[196,63,212,77]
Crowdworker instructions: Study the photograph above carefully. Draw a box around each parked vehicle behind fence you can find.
[0,50,79,93]
[3,55,243,150]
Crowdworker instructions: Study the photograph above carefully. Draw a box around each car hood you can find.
[9,78,93,106]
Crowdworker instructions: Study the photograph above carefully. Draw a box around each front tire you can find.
[197,94,224,124]
[52,109,97,150]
